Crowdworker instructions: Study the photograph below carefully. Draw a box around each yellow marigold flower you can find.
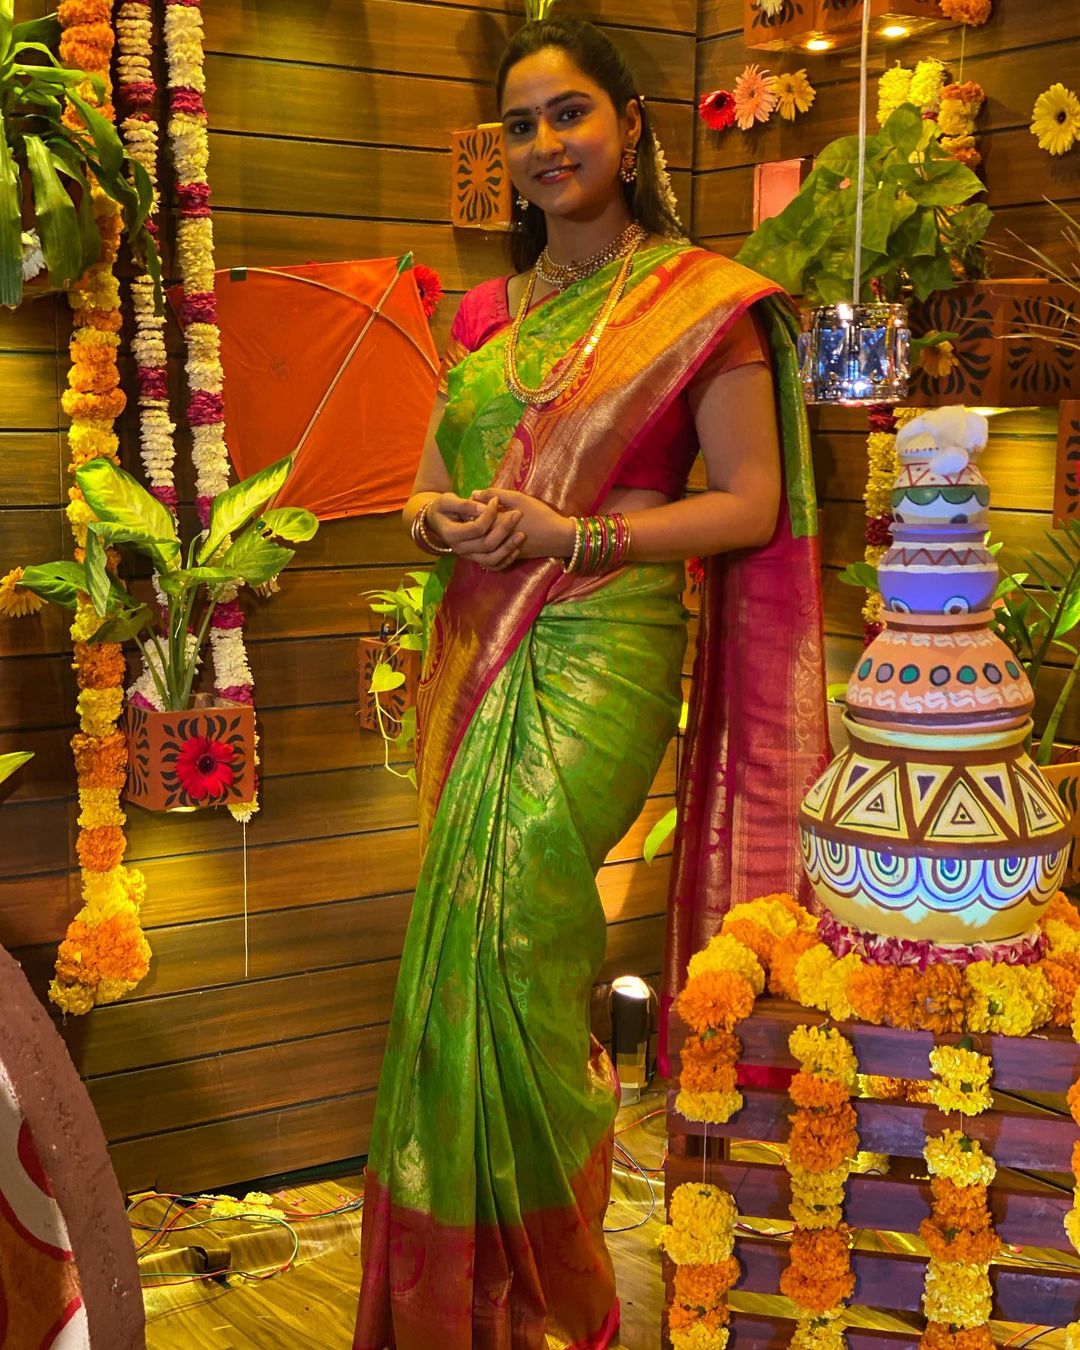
[1065,1322,1080,1350]
[922,1259,993,1327]
[1065,1205,1080,1253]
[793,943,839,1012]
[965,962,1053,1035]
[661,1183,737,1266]
[671,1326,730,1350]
[1045,918,1080,958]
[927,1046,993,1116]
[78,786,126,831]
[676,1087,743,1125]
[822,952,861,1021]
[1031,83,1080,157]
[919,340,959,379]
[0,568,46,619]
[70,602,102,643]
[77,686,124,738]
[791,1317,846,1350]
[877,62,912,125]
[772,69,815,121]
[689,932,766,994]
[48,978,95,1016]
[788,1024,858,1087]
[924,1130,996,1187]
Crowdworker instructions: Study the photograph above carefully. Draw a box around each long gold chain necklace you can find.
[504,232,644,408]
[535,220,645,291]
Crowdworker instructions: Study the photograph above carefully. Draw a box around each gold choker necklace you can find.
[534,221,646,292]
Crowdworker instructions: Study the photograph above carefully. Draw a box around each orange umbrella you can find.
[194,256,439,519]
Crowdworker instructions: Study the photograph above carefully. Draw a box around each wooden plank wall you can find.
[0,0,698,1194]
[695,1,1080,737]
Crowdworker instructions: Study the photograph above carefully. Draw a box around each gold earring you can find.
[619,146,638,184]
[516,193,529,210]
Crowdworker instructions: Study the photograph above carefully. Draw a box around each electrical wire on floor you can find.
[605,1137,658,1234]
[128,1188,364,1287]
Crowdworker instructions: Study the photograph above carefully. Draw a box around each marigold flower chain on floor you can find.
[49,0,150,1016]
[163,0,259,821]
[660,1184,739,1350]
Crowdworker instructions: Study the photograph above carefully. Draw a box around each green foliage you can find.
[0,749,32,787]
[0,9,160,307]
[993,520,1080,764]
[523,0,558,16]
[16,456,318,711]
[736,104,990,305]
[643,807,678,866]
[364,570,433,790]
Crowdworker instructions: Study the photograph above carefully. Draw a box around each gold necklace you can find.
[535,221,646,292]
[504,243,640,408]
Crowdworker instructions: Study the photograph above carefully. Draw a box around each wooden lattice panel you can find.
[665,1000,1080,1347]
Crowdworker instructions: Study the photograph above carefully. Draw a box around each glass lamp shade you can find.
[797,301,910,406]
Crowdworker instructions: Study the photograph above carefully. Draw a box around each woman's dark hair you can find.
[495,17,684,273]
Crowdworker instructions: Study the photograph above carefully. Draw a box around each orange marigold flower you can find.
[921,1216,1000,1264]
[847,962,889,1023]
[929,1177,990,1227]
[921,1324,994,1350]
[669,1302,728,1332]
[788,1102,859,1172]
[683,1031,740,1065]
[917,963,968,1034]
[677,968,756,1033]
[674,1256,740,1307]
[1046,892,1080,930]
[71,639,125,691]
[71,728,127,790]
[68,363,121,397]
[770,930,820,999]
[54,911,149,989]
[789,1071,851,1112]
[780,1226,854,1312]
[76,823,126,871]
[682,1057,739,1095]
[59,0,113,24]
[1068,1078,1080,1127]
[938,0,991,22]
[1072,1140,1080,1178]
[1042,959,1080,1027]
[61,387,127,421]
[884,966,923,1029]
[723,916,776,966]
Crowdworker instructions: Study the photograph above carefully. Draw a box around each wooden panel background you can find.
[694,0,1080,736]
[0,0,696,1196]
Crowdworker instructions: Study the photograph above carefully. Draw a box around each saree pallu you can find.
[354,243,824,1349]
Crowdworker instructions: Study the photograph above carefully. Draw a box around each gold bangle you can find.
[415,502,453,555]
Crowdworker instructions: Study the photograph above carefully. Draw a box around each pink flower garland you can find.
[164,0,258,819]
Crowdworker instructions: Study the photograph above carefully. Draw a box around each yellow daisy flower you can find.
[772,69,816,121]
[0,567,45,619]
[1031,83,1080,156]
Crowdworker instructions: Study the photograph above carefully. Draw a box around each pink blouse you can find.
[439,276,768,500]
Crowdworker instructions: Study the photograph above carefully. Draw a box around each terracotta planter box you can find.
[357,638,421,733]
[908,279,1080,408]
[815,0,940,35]
[123,698,256,811]
[1043,753,1080,888]
[1055,400,1080,527]
[450,124,512,231]
[743,0,816,50]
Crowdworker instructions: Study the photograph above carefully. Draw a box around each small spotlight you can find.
[881,22,910,37]
[610,975,656,1105]
[805,35,834,50]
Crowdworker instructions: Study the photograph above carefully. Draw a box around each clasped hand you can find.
[425,489,573,572]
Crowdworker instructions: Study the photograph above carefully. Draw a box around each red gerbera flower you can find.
[412,262,444,319]
[687,556,706,591]
[176,735,236,801]
[698,90,737,132]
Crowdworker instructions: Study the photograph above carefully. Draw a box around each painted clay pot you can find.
[799,715,1070,943]
[846,610,1032,732]
[878,526,998,615]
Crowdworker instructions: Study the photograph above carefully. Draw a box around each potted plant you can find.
[13,454,318,810]
[0,5,159,307]
[360,571,432,788]
[737,103,990,404]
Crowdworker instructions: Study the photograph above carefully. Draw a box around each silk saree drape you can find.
[354,243,826,1350]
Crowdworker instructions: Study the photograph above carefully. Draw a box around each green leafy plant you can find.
[736,104,991,304]
[365,572,432,787]
[990,199,1080,354]
[993,521,1080,765]
[0,3,158,307]
[16,455,318,711]
[523,0,558,17]
[0,749,31,786]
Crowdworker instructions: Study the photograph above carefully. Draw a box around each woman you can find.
[354,17,828,1350]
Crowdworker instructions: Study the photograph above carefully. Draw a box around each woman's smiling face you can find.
[500,47,638,221]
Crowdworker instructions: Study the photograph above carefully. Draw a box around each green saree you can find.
[354,243,790,1350]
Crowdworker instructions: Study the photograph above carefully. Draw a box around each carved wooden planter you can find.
[745,0,941,49]
[665,1002,1080,1348]
[1043,754,1080,887]
[357,637,421,733]
[123,698,256,811]
[1056,400,1080,526]
[450,123,512,231]
[908,279,1080,407]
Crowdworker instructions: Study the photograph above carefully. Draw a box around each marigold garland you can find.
[660,1184,739,1350]
[49,0,150,1016]
[861,406,919,643]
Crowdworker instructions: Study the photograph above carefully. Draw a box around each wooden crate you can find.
[664,999,1080,1348]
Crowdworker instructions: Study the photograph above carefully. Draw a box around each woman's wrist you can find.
[555,515,577,559]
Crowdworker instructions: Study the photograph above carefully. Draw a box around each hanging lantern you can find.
[797,301,910,405]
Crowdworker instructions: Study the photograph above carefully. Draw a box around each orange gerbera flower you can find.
[732,64,778,130]
[677,968,756,1033]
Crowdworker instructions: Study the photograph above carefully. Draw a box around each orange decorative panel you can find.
[450,123,512,231]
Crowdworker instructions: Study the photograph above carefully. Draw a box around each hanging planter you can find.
[797,301,910,404]
[358,635,420,733]
[124,697,256,811]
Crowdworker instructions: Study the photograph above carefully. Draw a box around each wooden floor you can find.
[139,1091,669,1349]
